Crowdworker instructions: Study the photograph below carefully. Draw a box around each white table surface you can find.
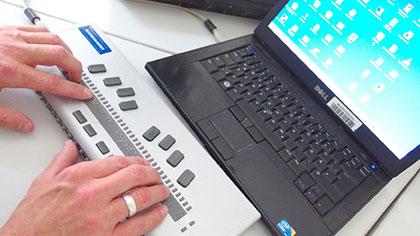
[0,1,419,235]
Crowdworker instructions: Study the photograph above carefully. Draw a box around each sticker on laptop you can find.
[327,97,362,132]
[277,219,296,236]
[79,25,112,55]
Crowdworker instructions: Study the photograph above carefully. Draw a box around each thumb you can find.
[0,105,34,132]
[45,140,79,177]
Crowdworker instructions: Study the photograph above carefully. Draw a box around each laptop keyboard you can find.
[200,46,372,217]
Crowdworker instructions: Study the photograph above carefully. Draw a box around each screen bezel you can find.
[254,0,420,176]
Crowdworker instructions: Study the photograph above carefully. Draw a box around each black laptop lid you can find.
[254,0,420,176]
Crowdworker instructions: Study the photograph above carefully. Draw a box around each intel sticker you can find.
[79,25,111,55]
[277,219,296,236]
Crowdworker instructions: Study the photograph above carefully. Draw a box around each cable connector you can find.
[204,19,226,42]
[24,8,40,24]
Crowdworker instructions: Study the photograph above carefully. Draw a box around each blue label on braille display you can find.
[79,25,111,55]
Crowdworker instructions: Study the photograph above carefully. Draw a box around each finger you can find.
[16,25,49,33]
[113,205,168,236]
[23,44,81,82]
[20,32,73,55]
[44,140,79,176]
[74,156,150,179]
[0,105,34,132]
[100,165,161,197]
[111,185,169,222]
[3,60,92,100]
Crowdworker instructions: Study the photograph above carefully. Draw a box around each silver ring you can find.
[122,194,137,218]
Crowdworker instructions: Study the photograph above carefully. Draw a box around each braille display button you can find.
[72,110,87,124]
[103,77,122,86]
[87,64,106,73]
[143,126,160,141]
[83,124,97,137]
[159,135,176,151]
[167,151,184,167]
[96,141,110,154]
[117,88,135,97]
[177,169,195,188]
[119,100,138,111]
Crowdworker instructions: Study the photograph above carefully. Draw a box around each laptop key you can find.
[229,106,246,121]
[222,54,236,66]
[314,196,334,216]
[212,137,234,160]
[333,172,356,196]
[311,170,343,204]
[301,159,316,172]
[292,149,306,162]
[226,88,242,102]
[201,59,218,73]
[311,184,325,198]
[314,159,328,172]
[323,169,337,183]
[212,57,225,68]
[211,71,225,81]
[279,149,294,162]
[295,173,315,192]
[246,126,264,143]
[305,189,318,204]
[288,159,305,176]
[341,163,363,185]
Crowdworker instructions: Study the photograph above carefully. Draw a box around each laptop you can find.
[146,1,420,235]
[150,0,276,19]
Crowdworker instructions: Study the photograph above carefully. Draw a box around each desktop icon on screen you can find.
[347,33,359,43]
[373,83,385,94]
[361,69,371,79]
[280,14,288,24]
[313,0,321,9]
[403,4,414,14]
[403,31,414,41]
[376,6,385,16]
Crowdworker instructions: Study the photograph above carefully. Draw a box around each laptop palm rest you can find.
[203,109,330,235]
[229,144,330,235]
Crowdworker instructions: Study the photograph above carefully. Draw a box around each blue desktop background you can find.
[271,0,420,158]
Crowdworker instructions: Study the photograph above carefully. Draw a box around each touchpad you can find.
[208,110,254,153]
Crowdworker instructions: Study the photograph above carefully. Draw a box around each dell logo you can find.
[314,85,328,101]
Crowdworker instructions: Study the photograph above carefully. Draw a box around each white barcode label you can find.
[327,97,362,132]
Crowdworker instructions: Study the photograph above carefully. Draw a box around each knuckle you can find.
[83,212,105,230]
[134,189,150,205]
[52,45,69,58]
[49,33,62,44]
[75,187,95,204]
[0,57,18,77]
[46,74,63,90]
[61,166,82,182]
[129,165,146,180]
[135,219,147,232]
[0,112,13,128]
[113,156,130,169]
[153,209,164,224]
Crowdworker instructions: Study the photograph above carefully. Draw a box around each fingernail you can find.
[144,160,151,166]
[160,205,168,215]
[17,122,32,132]
[164,185,170,194]
[83,88,93,99]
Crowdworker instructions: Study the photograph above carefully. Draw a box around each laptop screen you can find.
[267,1,419,159]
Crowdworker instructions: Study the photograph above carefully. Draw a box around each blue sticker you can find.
[79,25,111,55]
[277,219,296,236]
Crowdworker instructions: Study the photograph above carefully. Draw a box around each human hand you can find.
[0,140,169,236]
[0,25,93,133]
